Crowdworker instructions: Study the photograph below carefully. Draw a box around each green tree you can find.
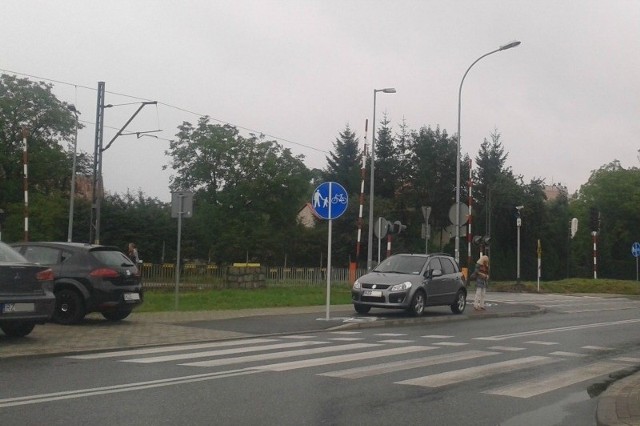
[572,161,640,279]
[164,118,313,265]
[396,126,458,254]
[99,191,174,263]
[165,118,242,204]
[323,125,361,194]
[473,130,523,279]
[0,74,85,242]
[0,75,78,203]
[374,114,398,199]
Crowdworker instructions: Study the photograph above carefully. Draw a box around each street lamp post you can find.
[516,205,523,285]
[67,105,79,242]
[367,87,396,271]
[455,41,521,266]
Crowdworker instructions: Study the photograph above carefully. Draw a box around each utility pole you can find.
[89,81,157,244]
[90,82,105,245]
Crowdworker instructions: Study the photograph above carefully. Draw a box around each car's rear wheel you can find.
[451,290,467,314]
[53,289,85,325]
[354,304,371,314]
[102,308,133,322]
[408,290,426,316]
[0,322,36,337]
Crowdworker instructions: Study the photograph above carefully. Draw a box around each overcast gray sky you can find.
[2,0,639,202]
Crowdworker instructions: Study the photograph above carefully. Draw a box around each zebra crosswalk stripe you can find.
[254,346,433,372]
[320,350,499,379]
[485,361,625,398]
[67,338,278,360]
[181,343,382,368]
[396,356,557,388]
[122,340,328,364]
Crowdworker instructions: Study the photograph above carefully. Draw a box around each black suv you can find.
[0,241,55,337]
[351,253,467,316]
[11,242,143,324]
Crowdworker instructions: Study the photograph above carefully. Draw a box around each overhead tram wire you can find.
[0,68,328,155]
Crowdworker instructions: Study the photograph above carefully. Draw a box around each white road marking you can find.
[525,341,559,346]
[614,357,640,363]
[320,350,499,379]
[122,340,327,364]
[378,339,415,344]
[0,368,262,408]
[396,356,557,388]
[433,342,468,347]
[181,343,381,367]
[67,338,278,360]
[254,346,433,372]
[475,319,640,341]
[488,346,526,352]
[375,333,407,337]
[281,335,317,339]
[485,361,625,398]
[582,345,614,351]
[549,351,587,357]
[422,335,454,339]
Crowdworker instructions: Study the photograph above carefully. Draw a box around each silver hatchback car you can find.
[351,253,467,316]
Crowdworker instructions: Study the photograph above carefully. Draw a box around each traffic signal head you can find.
[473,235,491,246]
[391,220,407,234]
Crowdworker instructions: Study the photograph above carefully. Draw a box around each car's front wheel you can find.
[0,322,36,337]
[408,290,426,316]
[53,288,85,325]
[354,304,371,314]
[451,290,467,314]
[102,308,133,322]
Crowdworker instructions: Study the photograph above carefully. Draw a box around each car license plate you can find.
[1,303,35,313]
[363,290,382,297]
[124,293,140,301]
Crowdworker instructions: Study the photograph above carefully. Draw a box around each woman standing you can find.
[127,242,139,264]
[473,255,490,310]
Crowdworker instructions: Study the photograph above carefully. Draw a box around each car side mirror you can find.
[426,269,443,278]
[431,269,442,278]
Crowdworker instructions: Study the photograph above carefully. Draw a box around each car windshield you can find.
[373,256,427,275]
[0,241,30,263]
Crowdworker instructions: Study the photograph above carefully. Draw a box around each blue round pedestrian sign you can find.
[632,242,640,258]
[311,182,348,220]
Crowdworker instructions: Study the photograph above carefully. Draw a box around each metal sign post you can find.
[171,191,193,310]
[632,242,640,281]
[311,182,348,320]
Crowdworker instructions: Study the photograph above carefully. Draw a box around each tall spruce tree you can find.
[324,125,361,194]
[374,114,398,200]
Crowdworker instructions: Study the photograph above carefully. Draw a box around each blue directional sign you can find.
[311,182,348,220]
[632,242,640,258]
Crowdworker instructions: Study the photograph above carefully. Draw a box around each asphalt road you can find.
[1,293,639,425]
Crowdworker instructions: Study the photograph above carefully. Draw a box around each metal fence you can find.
[140,263,366,289]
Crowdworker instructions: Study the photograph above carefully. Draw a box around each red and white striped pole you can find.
[355,119,368,261]
[22,128,29,242]
[467,159,473,270]
[386,234,392,259]
[592,231,598,279]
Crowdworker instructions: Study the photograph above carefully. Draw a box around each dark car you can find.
[0,241,55,337]
[351,253,467,316]
[11,242,143,325]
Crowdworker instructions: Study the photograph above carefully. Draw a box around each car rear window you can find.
[20,246,61,265]
[0,242,29,263]
[91,249,134,267]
